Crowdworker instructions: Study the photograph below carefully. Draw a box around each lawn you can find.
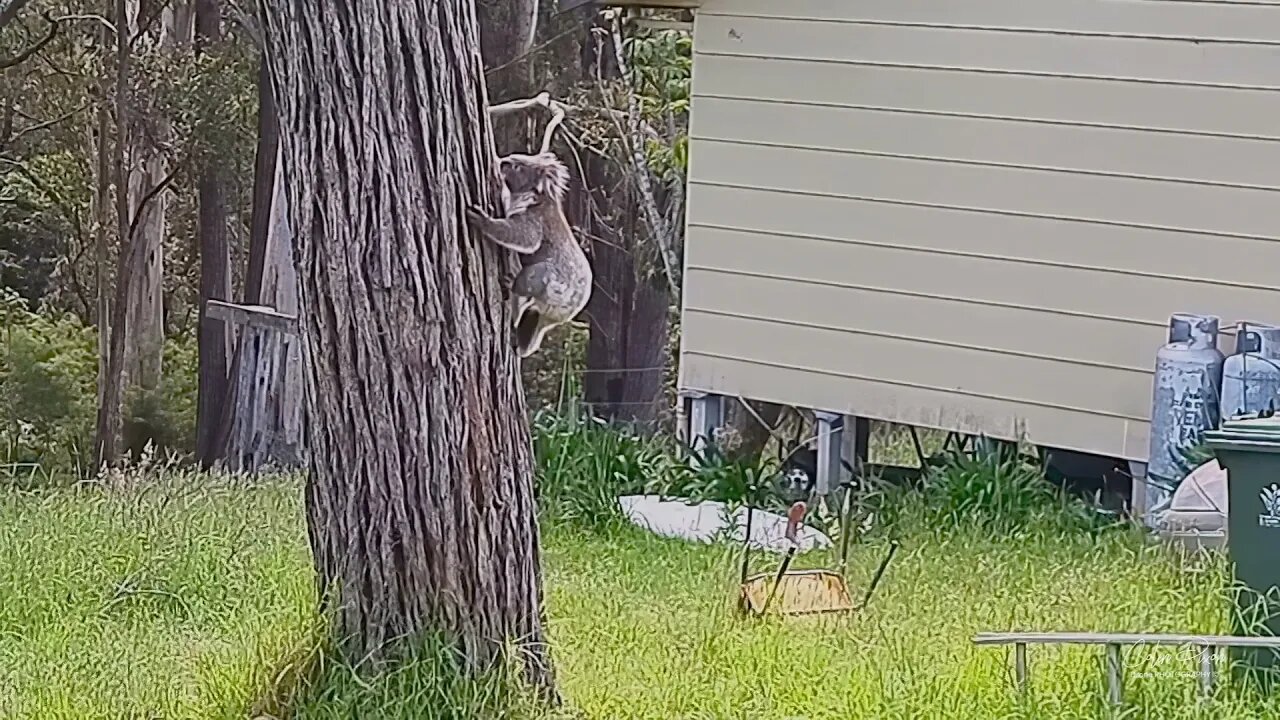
[0,469,1275,719]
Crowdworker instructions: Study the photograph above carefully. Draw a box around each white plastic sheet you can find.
[617,494,833,554]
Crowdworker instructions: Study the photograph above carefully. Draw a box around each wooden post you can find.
[205,300,305,474]
[205,300,299,335]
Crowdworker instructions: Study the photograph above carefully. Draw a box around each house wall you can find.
[677,0,1280,461]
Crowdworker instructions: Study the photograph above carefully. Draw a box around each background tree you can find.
[259,0,556,694]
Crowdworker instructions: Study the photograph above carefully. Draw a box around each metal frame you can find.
[974,631,1280,705]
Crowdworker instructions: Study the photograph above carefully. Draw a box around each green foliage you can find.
[0,152,89,311]
[625,28,692,181]
[652,439,780,513]
[5,471,1279,719]
[532,411,676,527]
[888,444,1120,537]
[0,290,200,479]
[0,288,98,476]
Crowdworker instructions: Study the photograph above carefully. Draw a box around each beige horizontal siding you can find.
[699,0,1280,43]
[697,16,1280,89]
[681,0,1280,460]
[691,55,1280,139]
[692,97,1280,190]
[691,139,1280,240]
[683,226,1274,353]
[681,353,1149,460]
[686,184,1280,294]
[682,268,1164,379]
[682,309,1148,423]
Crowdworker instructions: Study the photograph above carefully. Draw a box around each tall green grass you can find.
[0,420,1276,718]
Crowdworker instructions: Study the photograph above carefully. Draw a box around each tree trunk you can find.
[193,0,232,467]
[95,0,133,469]
[579,165,669,429]
[260,0,556,691]
[93,21,112,463]
[216,59,304,474]
[122,0,184,433]
[476,0,537,76]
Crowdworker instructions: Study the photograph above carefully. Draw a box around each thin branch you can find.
[488,91,554,117]
[0,0,32,31]
[606,18,679,296]
[540,101,565,154]
[484,21,582,78]
[51,13,116,34]
[7,104,88,146]
[126,167,178,248]
[0,12,59,71]
[487,92,574,154]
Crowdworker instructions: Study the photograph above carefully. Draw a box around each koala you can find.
[466,151,592,359]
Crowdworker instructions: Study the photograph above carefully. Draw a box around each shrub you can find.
[909,442,1116,536]
[0,289,97,477]
[531,411,678,527]
[0,289,200,480]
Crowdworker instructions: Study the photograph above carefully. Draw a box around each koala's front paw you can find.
[465,205,489,228]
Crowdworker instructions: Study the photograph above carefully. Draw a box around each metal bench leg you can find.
[1106,643,1123,706]
[1014,642,1028,693]
[1199,645,1215,701]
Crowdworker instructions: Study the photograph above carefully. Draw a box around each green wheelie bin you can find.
[1205,416,1280,690]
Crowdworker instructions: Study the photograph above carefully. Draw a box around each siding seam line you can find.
[690,94,1280,142]
[682,264,1204,336]
[684,221,1280,293]
[695,13,1280,46]
[683,305,1156,375]
[679,349,1151,423]
[686,179,1280,243]
[691,135,1280,192]
[692,51,1280,92]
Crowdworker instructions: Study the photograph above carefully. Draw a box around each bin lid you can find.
[1205,415,1280,451]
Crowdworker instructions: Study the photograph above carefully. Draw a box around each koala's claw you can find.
[465,205,488,225]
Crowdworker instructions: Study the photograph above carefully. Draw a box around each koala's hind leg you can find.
[516,311,555,359]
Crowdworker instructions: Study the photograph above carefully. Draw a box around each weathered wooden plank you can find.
[974,632,1280,648]
[206,299,299,335]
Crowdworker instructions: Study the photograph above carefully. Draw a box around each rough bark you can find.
[122,0,184,428]
[193,0,232,467]
[260,0,555,691]
[95,0,133,469]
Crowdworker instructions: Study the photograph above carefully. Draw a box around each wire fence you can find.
[524,362,680,433]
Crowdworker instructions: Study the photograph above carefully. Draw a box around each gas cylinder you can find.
[1220,322,1280,420]
[1145,313,1226,524]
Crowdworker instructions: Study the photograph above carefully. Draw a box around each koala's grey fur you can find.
[466,151,592,358]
